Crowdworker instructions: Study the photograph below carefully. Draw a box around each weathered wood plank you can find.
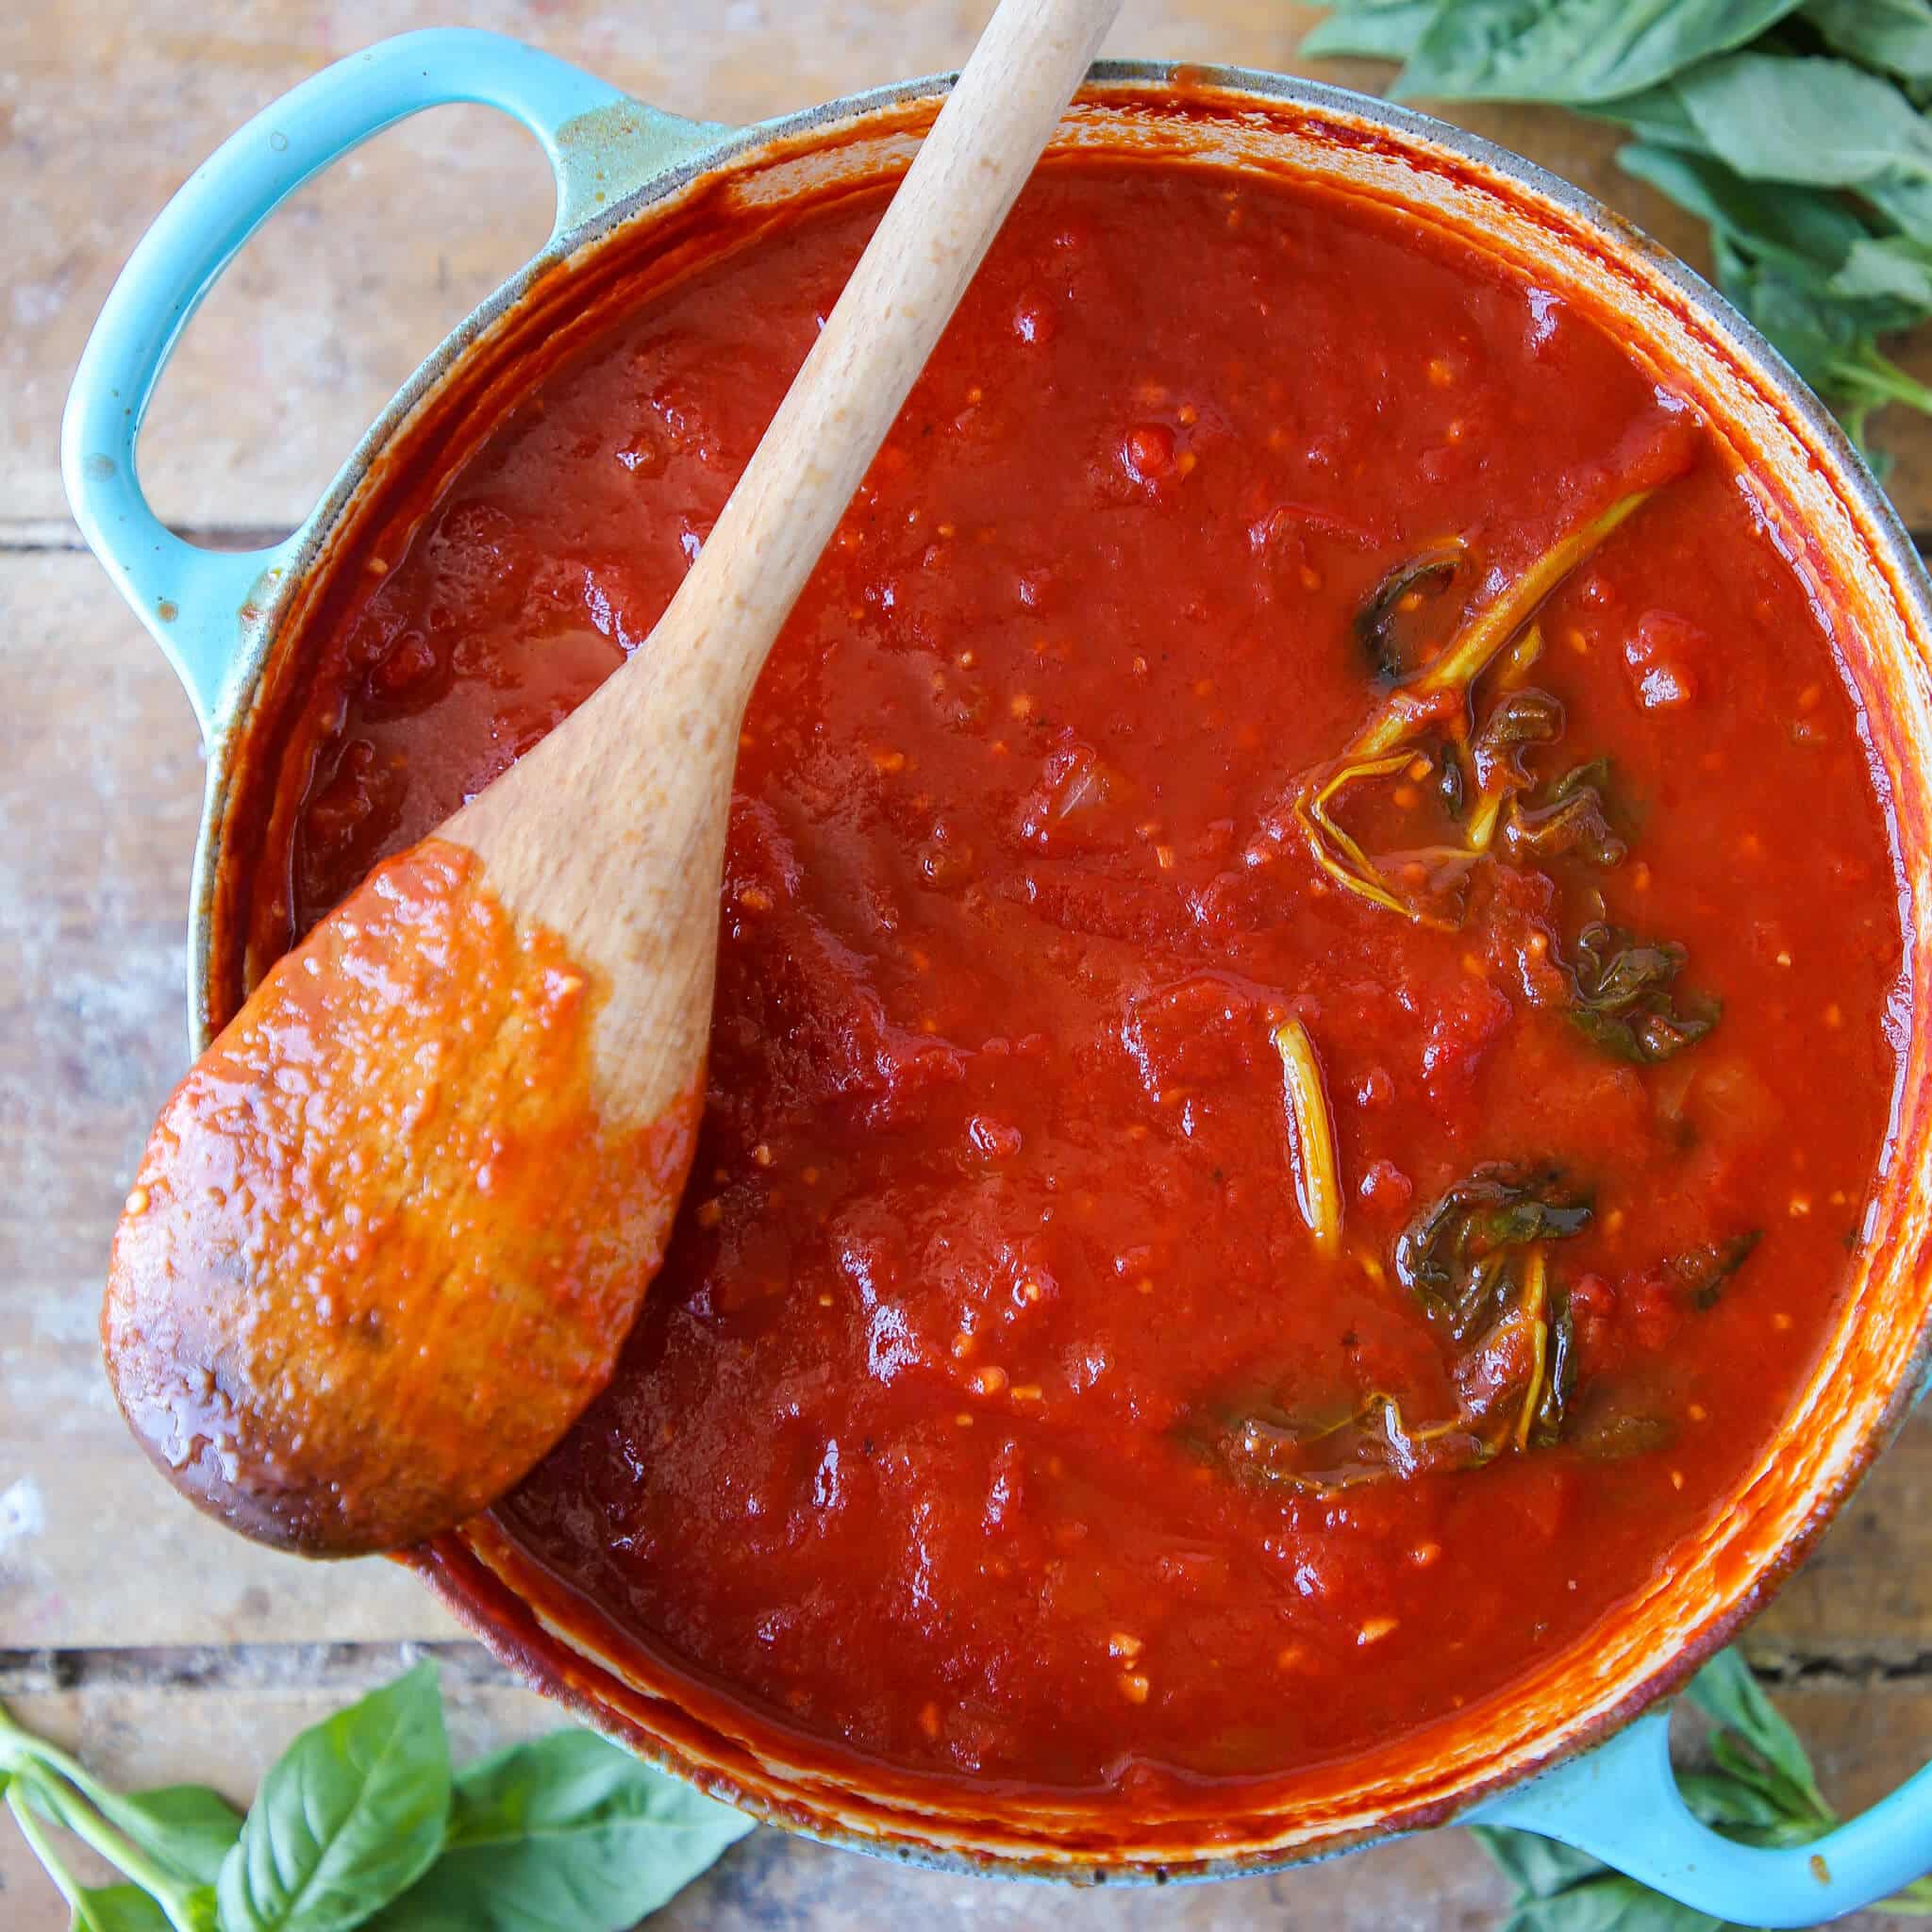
[1752,1407,1932,1668]
[8,2,1926,530]
[1,1657,1924,1931]
[0,551,456,1644]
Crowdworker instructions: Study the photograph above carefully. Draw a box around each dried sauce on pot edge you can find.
[249,159,1904,1797]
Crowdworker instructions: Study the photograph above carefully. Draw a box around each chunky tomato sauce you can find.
[271,161,1903,1795]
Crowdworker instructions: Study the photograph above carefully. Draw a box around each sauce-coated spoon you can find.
[104,0,1122,1557]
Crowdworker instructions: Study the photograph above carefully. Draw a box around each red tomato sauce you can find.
[271,161,1904,1794]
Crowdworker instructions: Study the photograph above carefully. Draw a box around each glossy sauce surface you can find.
[274,163,1902,1792]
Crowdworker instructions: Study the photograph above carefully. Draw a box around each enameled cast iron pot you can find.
[63,29,1932,1923]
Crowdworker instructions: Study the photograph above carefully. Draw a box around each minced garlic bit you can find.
[1274,1019,1341,1258]
[973,1365,1008,1397]
[1357,1616,1399,1646]
[1687,1402,1707,1422]
[1010,1384,1044,1404]
[1789,1194,1812,1218]
[919,1702,941,1740]
[1108,1631,1143,1660]
[1410,1541,1441,1568]
[1119,1672,1151,1704]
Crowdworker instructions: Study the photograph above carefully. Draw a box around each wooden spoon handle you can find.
[647,0,1121,713]
[448,0,1120,1120]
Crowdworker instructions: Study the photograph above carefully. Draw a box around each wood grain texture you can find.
[0,552,459,1643]
[3,2,1929,1927]
[8,0,1926,532]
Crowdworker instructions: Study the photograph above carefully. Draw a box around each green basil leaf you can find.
[1685,1652,1832,1824]
[73,1884,176,1932]
[1467,1823,1610,1897]
[1497,1874,1735,1930]
[1592,83,1714,152]
[1864,175,1932,248]
[1302,0,1444,62]
[107,1785,244,1889]
[1392,0,1808,105]
[1806,0,1932,92]
[368,1730,751,1932]
[1715,246,1867,381]
[1832,234,1932,304]
[216,1662,451,1932]
[1676,1765,1792,1831]
[1616,142,1871,271]
[1667,53,1932,186]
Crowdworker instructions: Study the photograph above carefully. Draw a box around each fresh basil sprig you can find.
[0,1662,752,1932]
[1304,0,1932,454]
[1472,1649,1932,1927]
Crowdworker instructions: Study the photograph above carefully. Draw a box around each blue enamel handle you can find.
[61,27,727,739]
[1475,1708,1932,1925]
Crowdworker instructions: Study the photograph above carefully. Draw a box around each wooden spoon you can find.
[104,0,1122,1558]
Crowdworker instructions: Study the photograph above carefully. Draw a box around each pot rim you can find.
[185,51,1932,1027]
[169,52,1932,1893]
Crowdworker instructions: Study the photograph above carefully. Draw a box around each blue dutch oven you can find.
[62,29,1932,1923]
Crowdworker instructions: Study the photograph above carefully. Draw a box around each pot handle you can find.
[1472,1707,1932,1926]
[61,27,730,740]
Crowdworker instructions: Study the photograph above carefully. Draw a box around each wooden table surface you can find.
[3,4,1927,1927]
